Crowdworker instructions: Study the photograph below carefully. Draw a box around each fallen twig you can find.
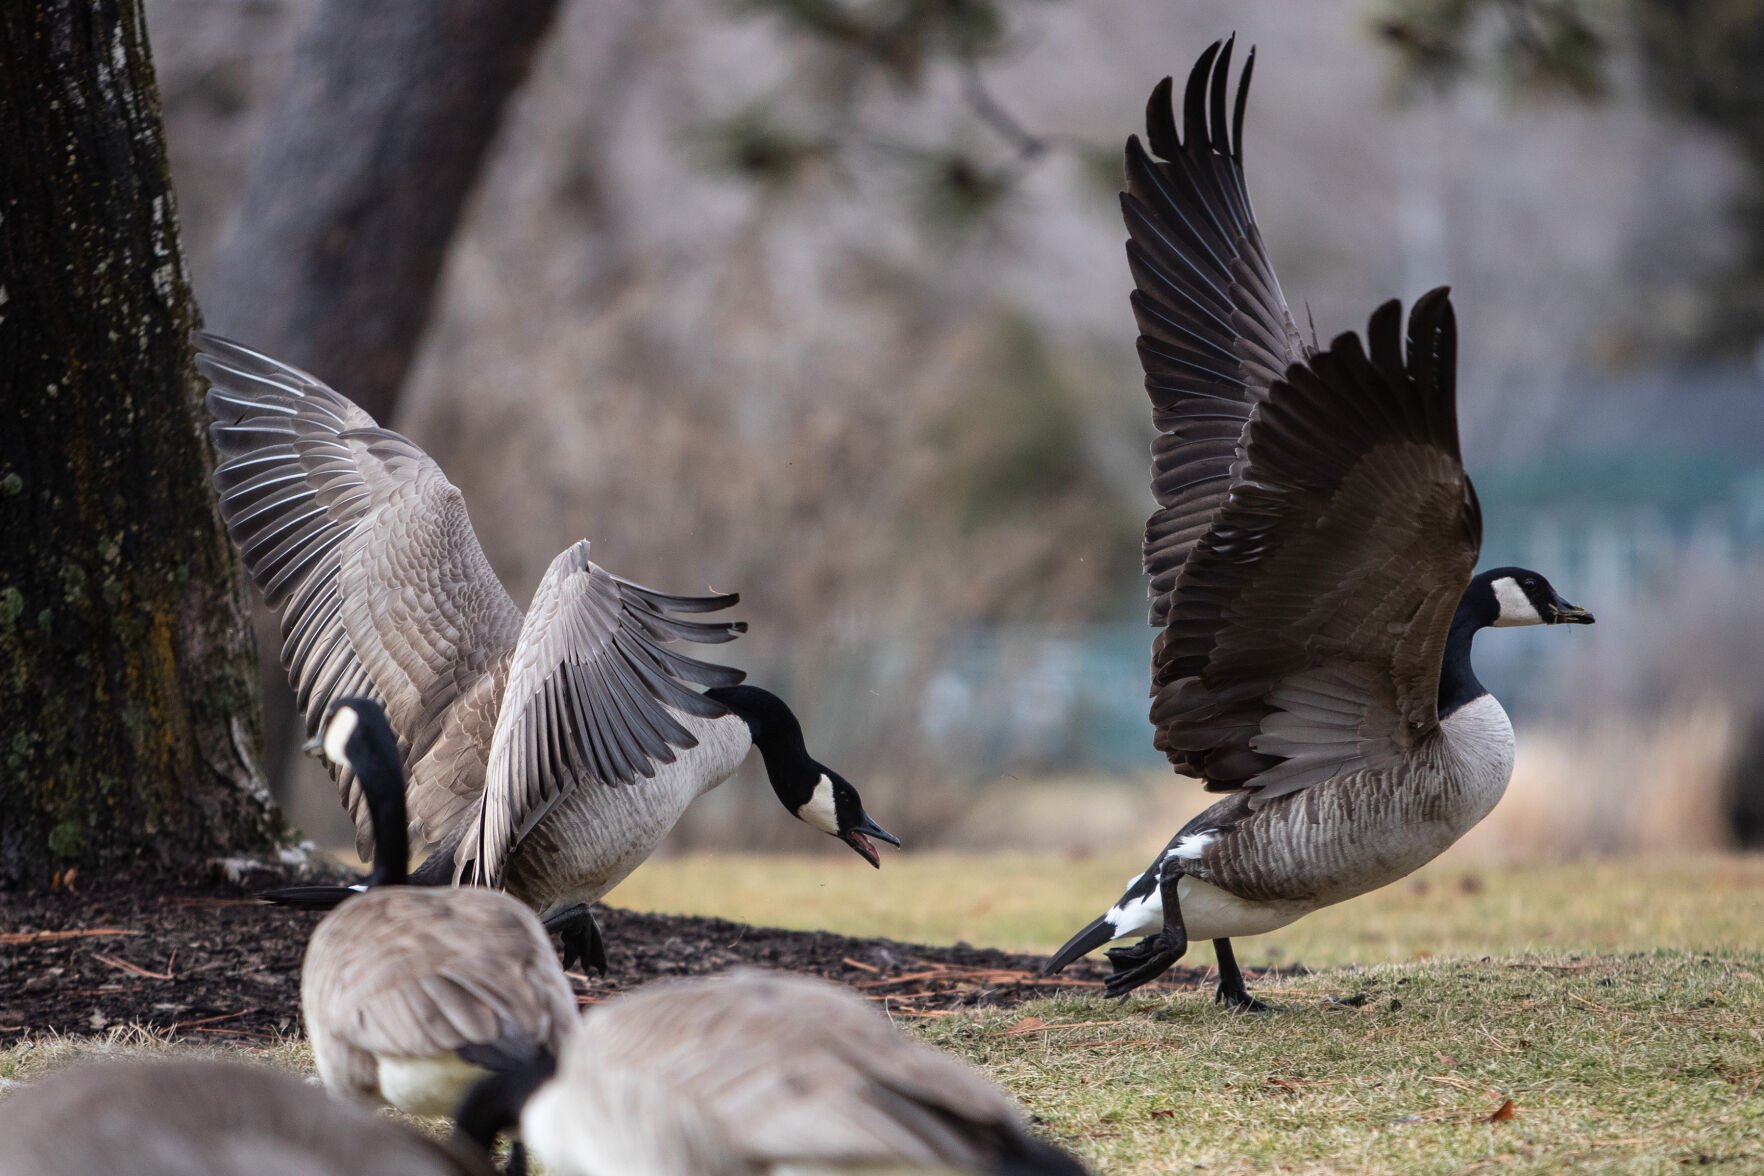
[92,952,175,981]
[166,1008,255,1033]
[0,928,141,945]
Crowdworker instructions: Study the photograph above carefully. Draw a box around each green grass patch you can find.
[5,853,1761,1173]
[921,951,1764,1175]
[606,849,1764,966]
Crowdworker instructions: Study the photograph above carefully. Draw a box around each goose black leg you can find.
[543,903,608,974]
[1103,867,1188,997]
[507,1140,528,1176]
[1213,937,1274,1012]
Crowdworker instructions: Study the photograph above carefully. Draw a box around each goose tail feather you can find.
[1042,913,1119,976]
[257,883,364,910]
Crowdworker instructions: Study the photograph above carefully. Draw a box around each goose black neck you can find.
[1437,592,1493,719]
[453,1048,556,1157]
[703,684,816,804]
[358,753,410,888]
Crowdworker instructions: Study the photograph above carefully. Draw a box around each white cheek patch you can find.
[798,775,840,834]
[322,706,359,766]
[1490,577,1543,627]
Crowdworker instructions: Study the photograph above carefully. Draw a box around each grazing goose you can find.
[0,1057,494,1175]
[199,334,897,968]
[1042,40,1594,1007]
[453,969,1090,1176]
[300,697,579,1119]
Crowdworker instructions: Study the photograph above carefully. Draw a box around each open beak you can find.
[1550,598,1595,625]
[840,813,901,869]
[300,733,325,759]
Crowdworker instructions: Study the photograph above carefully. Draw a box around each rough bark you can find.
[201,0,562,424]
[0,0,276,886]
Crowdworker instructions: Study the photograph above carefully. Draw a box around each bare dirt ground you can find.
[0,862,1220,1042]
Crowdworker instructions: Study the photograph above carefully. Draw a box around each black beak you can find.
[1550,597,1595,625]
[300,733,325,759]
[840,812,901,869]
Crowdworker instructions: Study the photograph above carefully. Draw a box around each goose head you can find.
[1470,567,1595,628]
[789,767,900,868]
[704,685,901,867]
[302,697,409,886]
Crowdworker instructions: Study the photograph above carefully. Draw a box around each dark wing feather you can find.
[199,333,524,856]
[1126,38,1307,634]
[463,542,745,886]
[1152,290,1482,801]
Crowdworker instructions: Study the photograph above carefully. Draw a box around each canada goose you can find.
[199,334,897,969]
[453,969,1090,1176]
[1042,40,1594,1007]
[0,1057,494,1175]
[301,697,579,1118]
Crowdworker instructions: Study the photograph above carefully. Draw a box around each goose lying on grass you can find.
[455,969,1089,1176]
[0,1057,495,1175]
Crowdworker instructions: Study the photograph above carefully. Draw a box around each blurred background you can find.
[151,0,1764,862]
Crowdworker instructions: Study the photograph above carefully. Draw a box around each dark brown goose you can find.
[199,337,896,969]
[0,1057,494,1175]
[454,969,1090,1176]
[1043,40,1593,1007]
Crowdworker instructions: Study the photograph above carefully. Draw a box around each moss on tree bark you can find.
[0,0,278,885]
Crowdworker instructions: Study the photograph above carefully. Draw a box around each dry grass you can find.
[4,853,1761,1174]
[924,951,1764,1175]
[605,847,1764,967]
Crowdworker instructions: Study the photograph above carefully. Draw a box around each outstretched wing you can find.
[1152,291,1481,802]
[199,333,524,855]
[463,541,746,887]
[1126,37,1308,632]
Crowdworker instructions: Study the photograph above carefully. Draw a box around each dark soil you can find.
[0,862,1223,1045]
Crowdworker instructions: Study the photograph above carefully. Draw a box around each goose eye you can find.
[1523,579,1537,590]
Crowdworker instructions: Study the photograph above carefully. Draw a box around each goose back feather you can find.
[303,885,580,1113]
[0,1058,493,1175]
[519,970,1088,1175]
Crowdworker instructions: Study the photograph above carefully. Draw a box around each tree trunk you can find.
[0,0,276,886]
[202,0,562,425]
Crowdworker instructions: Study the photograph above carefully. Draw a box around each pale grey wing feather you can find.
[573,972,1067,1173]
[302,888,576,1061]
[199,333,524,855]
[1127,39,1307,644]
[1153,291,1481,803]
[463,541,745,886]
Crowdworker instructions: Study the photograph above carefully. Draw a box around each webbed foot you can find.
[1104,930,1184,998]
[543,903,608,974]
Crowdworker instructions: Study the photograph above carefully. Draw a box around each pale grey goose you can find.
[0,1057,494,1175]
[198,335,897,969]
[453,969,1089,1176]
[300,697,578,1118]
[1042,40,1593,1006]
